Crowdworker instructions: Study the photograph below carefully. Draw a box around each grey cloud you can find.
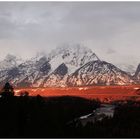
[106,48,116,54]
[0,2,139,68]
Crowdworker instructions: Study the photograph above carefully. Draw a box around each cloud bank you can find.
[0,2,139,69]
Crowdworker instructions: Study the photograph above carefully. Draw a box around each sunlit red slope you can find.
[15,85,140,102]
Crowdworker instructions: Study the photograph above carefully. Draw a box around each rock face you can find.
[134,64,140,82]
[0,44,136,87]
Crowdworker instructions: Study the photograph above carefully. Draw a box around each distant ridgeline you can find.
[0,44,139,88]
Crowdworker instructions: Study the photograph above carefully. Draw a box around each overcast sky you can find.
[0,2,139,68]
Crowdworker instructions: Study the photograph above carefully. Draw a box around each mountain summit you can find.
[48,44,99,74]
[67,60,134,86]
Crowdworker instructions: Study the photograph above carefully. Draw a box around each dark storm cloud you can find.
[0,2,139,69]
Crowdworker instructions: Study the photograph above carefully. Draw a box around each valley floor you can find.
[14,85,140,102]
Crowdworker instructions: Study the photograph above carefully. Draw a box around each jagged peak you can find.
[49,43,98,59]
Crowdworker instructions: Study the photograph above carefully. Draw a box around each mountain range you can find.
[0,44,139,88]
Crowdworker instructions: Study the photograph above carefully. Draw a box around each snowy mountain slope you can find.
[0,44,137,87]
[41,63,68,87]
[0,54,24,86]
[67,60,135,86]
[15,56,51,87]
[32,44,99,87]
[0,54,50,87]
[0,44,99,87]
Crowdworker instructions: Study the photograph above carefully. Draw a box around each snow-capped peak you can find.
[48,43,99,74]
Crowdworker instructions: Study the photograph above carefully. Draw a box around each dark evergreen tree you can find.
[1,82,14,97]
